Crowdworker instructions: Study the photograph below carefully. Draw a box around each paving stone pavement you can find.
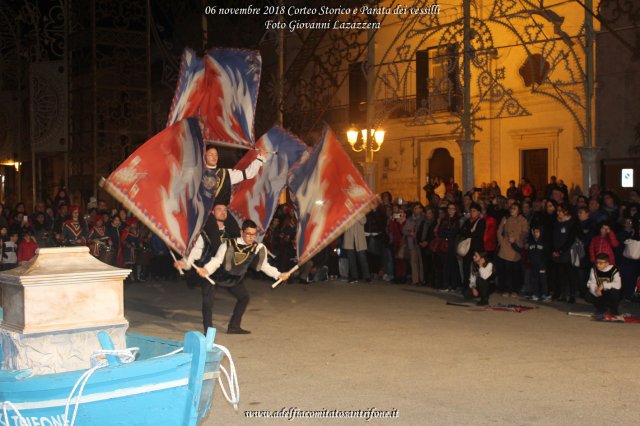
[125,277,640,425]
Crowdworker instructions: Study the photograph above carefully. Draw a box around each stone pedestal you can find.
[0,247,131,373]
[0,247,130,334]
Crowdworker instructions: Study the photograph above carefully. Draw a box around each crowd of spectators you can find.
[346,176,640,313]
[3,176,639,316]
[0,188,174,282]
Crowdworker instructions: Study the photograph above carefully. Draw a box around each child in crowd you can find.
[526,226,551,301]
[17,230,38,264]
[469,250,494,306]
[2,232,19,270]
[589,222,619,265]
[586,253,622,317]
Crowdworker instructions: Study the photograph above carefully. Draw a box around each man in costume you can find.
[201,145,268,205]
[174,203,240,333]
[178,219,290,334]
[121,218,143,282]
[105,215,122,266]
[88,215,111,259]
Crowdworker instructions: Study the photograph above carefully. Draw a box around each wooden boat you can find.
[0,248,238,426]
[0,328,228,426]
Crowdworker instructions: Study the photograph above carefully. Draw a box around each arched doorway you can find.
[428,148,454,183]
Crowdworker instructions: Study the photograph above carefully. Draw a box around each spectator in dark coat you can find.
[551,203,577,302]
[459,203,485,291]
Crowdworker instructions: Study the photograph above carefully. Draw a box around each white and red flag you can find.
[166,47,261,149]
[100,117,213,257]
[166,48,206,128]
[228,127,308,240]
[288,127,379,266]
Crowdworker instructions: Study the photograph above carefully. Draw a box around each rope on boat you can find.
[2,348,139,426]
[151,343,240,410]
[213,343,240,411]
[153,347,184,358]
[2,341,240,422]
[64,347,139,426]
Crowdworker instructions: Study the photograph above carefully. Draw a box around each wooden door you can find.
[428,148,454,183]
[522,149,548,200]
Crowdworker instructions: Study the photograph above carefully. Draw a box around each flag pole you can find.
[272,264,298,288]
[169,250,184,276]
[170,250,216,285]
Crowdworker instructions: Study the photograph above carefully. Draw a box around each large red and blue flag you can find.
[100,117,214,256]
[228,127,308,240]
[166,47,261,149]
[199,48,261,148]
[288,127,379,265]
[166,48,207,128]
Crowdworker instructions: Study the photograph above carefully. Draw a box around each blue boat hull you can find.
[0,330,223,426]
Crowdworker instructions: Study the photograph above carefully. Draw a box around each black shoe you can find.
[227,327,251,334]
[476,300,489,306]
[567,297,575,304]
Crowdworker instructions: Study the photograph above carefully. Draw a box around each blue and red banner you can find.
[100,117,213,256]
[288,127,379,265]
[166,47,261,149]
[228,127,308,240]
[199,48,261,148]
[166,48,206,128]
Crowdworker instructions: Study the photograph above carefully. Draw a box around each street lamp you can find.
[346,128,385,163]
[346,127,385,191]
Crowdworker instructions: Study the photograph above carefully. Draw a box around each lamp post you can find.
[347,5,382,192]
[346,128,385,191]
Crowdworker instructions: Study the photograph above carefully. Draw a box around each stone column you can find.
[457,138,478,192]
[458,0,476,194]
[576,146,601,193]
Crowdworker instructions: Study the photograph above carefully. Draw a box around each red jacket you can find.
[483,215,497,252]
[589,232,620,265]
[18,239,38,263]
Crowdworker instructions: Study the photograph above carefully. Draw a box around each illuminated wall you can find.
[289,1,624,203]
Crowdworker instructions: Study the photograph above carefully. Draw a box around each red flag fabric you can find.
[100,117,214,256]
[166,47,261,149]
[288,127,379,265]
[166,48,207,128]
[228,127,308,239]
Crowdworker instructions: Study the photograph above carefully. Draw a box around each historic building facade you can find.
[0,0,638,208]
[278,0,640,203]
